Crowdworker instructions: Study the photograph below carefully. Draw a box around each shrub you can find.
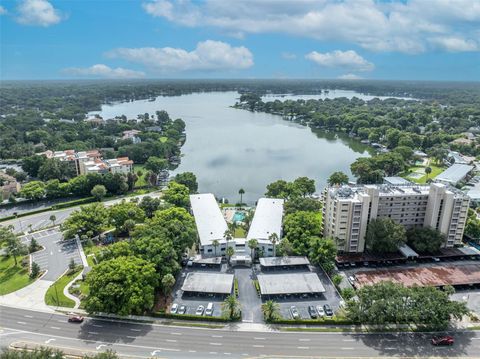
[30,262,40,279]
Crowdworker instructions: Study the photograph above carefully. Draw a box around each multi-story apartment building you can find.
[40,150,133,176]
[323,182,469,254]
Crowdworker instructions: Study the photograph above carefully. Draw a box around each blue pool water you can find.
[233,212,245,223]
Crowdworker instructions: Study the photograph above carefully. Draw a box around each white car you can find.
[316,305,325,317]
[196,305,205,316]
[205,303,214,316]
[170,303,178,314]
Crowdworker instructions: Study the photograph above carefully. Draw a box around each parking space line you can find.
[209,343,222,346]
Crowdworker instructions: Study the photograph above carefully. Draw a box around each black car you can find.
[323,304,334,317]
[308,305,317,319]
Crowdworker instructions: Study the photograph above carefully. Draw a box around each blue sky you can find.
[1,0,479,81]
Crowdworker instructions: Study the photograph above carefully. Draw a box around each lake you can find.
[89,91,373,204]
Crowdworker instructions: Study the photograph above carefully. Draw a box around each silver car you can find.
[196,305,205,316]
[290,306,300,319]
[170,303,178,314]
[316,305,325,317]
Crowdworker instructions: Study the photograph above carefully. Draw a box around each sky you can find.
[1,0,479,81]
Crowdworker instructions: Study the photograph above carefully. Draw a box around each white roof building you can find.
[190,193,228,246]
[247,198,284,243]
[436,164,474,185]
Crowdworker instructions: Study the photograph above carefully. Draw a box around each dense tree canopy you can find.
[327,171,349,186]
[283,211,322,255]
[174,172,198,193]
[162,181,190,208]
[109,200,145,235]
[406,227,445,254]
[61,203,109,239]
[365,218,406,254]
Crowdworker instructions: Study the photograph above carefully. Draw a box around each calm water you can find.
[89,91,373,204]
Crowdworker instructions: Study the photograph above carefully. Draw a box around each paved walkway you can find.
[0,277,54,312]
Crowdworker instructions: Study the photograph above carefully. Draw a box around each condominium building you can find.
[323,183,470,254]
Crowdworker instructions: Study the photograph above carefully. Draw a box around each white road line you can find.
[16,322,26,325]
[254,337,266,340]
[50,327,60,330]
[209,352,217,355]
[299,338,310,342]
[170,332,182,335]
[223,353,231,355]
[209,343,222,346]
[341,347,354,350]
[211,335,223,338]
[242,354,249,356]
[385,347,396,350]
[343,339,355,342]
[188,350,196,353]
[24,315,33,318]
[130,329,141,332]
[297,346,309,349]
[165,339,177,343]
[88,331,99,335]
[92,324,103,328]
[253,345,264,348]
[126,336,136,339]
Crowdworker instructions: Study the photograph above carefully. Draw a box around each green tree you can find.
[292,176,316,197]
[30,261,40,279]
[365,218,406,254]
[226,246,235,265]
[332,274,343,287]
[212,239,220,256]
[284,197,321,215]
[45,179,70,199]
[327,171,349,186]
[98,241,133,262]
[1,346,64,359]
[19,181,45,200]
[138,196,162,218]
[4,234,27,266]
[49,214,57,226]
[238,188,245,204]
[85,256,158,316]
[161,273,176,296]
[91,184,107,201]
[283,211,322,255]
[163,181,190,208]
[265,179,293,199]
[174,172,198,193]
[309,237,337,274]
[425,166,432,181]
[38,158,74,181]
[145,156,168,174]
[341,287,355,300]
[21,155,46,177]
[109,200,145,235]
[61,203,109,239]
[29,237,40,253]
[248,238,258,264]
[466,208,480,240]
[261,300,280,321]
[268,232,279,256]
[222,295,241,320]
[406,227,445,253]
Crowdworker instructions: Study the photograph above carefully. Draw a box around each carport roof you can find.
[257,273,325,295]
[181,272,234,294]
[259,256,310,267]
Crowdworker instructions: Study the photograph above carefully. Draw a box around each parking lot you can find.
[20,228,82,281]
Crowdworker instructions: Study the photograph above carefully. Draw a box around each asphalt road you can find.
[2,191,163,234]
[20,228,82,281]
[1,306,480,358]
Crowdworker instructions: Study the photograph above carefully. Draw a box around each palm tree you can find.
[224,229,233,242]
[261,300,280,322]
[268,232,279,257]
[212,239,220,257]
[248,238,258,265]
[238,188,245,205]
[226,246,235,266]
[425,166,432,181]
[222,295,240,320]
[49,214,56,227]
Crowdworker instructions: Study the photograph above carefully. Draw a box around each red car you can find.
[431,336,454,346]
[68,314,84,323]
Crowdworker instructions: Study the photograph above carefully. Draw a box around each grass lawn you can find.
[402,163,445,184]
[83,242,103,267]
[45,267,82,307]
[0,255,34,295]
[234,227,246,238]
[133,164,148,187]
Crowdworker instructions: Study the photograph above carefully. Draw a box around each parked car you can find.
[170,303,178,314]
[205,302,214,316]
[348,275,356,283]
[178,305,187,314]
[323,304,334,317]
[431,336,454,346]
[308,305,317,319]
[316,305,325,317]
[67,313,84,323]
[290,306,300,320]
[196,305,205,316]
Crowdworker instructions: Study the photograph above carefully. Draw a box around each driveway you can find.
[236,266,263,323]
[20,228,82,281]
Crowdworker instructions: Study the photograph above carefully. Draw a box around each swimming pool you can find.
[232,211,245,223]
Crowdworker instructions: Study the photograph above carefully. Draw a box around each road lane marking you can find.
[165,339,177,343]
[299,338,310,342]
[209,343,222,346]
[209,352,217,355]
[92,324,103,328]
[50,327,60,330]
[96,344,107,350]
[170,332,182,335]
[24,315,33,318]
[88,331,99,335]
[253,345,264,348]
[343,339,355,342]
[385,347,396,350]
[44,339,55,344]
[130,329,141,332]
[126,336,136,339]
[254,337,265,340]
[223,353,231,355]
[341,347,354,350]
[188,350,196,353]
[16,322,26,325]
[297,346,309,349]
[211,335,223,338]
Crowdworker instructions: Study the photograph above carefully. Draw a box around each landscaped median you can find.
[152,311,242,323]
[45,267,83,307]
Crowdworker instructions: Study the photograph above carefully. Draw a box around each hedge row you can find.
[153,312,240,323]
[267,317,356,325]
[0,197,96,223]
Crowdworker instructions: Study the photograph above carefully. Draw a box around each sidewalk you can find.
[0,277,54,312]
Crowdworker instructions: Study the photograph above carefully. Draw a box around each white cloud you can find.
[16,0,63,27]
[142,0,480,53]
[430,36,479,52]
[338,73,363,80]
[106,40,254,72]
[63,64,145,79]
[306,50,374,72]
[0,6,7,15]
